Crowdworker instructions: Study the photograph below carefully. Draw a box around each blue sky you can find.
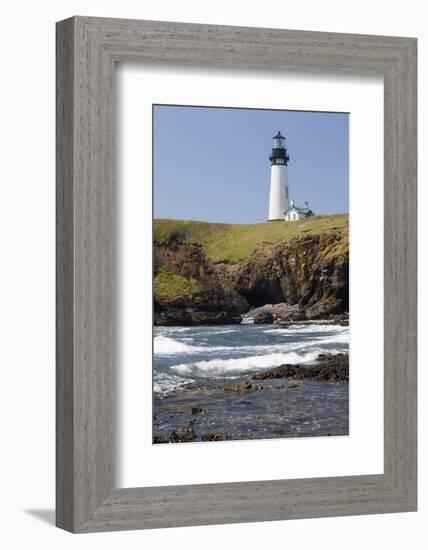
[153,105,348,223]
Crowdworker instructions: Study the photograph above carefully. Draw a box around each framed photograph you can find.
[151,105,350,446]
[56,16,417,532]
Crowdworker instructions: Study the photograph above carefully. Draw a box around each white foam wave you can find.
[170,349,331,377]
[154,336,206,355]
[228,335,348,355]
[326,333,349,344]
[264,324,348,334]
[154,332,348,358]
[153,372,194,396]
[155,326,193,335]
[241,317,255,325]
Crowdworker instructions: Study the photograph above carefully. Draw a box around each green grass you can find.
[154,267,202,300]
[154,214,349,262]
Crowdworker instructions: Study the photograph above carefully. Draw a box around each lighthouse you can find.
[268,131,290,221]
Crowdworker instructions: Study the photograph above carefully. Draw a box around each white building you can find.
[267,131,314,222]
[284,200,314,221]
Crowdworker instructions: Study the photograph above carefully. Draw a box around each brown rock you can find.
[253,311,274,324]
[235,232,348,317]
[169,421,197,443]
[202,432,230,441]
[154,224,349,324]
[224,381,254,393]
[187,405,204,415]
[153,435,170,444]
[154,241,248,326]
[252,353,349,383]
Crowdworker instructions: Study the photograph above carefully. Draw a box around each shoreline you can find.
[155,309,349,328]
[153,352,349,444]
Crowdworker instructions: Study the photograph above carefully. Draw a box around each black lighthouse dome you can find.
[269,131,290,166]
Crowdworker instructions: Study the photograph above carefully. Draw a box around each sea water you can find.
[153,323,349,396]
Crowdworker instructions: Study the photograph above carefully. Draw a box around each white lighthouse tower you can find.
[268,131,290,221]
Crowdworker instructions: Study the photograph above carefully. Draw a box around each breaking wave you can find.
[170,348,339,377]
[154,336,206,355]
[153,322,349,395]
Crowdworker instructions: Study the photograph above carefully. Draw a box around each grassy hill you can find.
[154,214,349,263]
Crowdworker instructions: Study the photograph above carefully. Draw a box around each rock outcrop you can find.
[154,239,248,325]
[252,353,349,383]
[253,311,274,324]
[236,232,348,319]
[154,222,349,324]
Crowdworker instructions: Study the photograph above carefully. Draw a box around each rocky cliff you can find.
[154,216,349,325]
[235,231,348,319]
[154,240,248,325]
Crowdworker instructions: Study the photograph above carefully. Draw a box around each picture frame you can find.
[56,16,417,533]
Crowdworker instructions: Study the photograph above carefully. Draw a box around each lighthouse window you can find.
[274,138,283,148]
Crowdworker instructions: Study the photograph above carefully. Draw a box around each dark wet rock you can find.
[169,421,197,443]
[288,383,299,389]
[202,432,230,441]
[224,381,255,393]
[272,304,307,323]
[154,307,243,326]
[317,313,349,326]
[276,314,349,327]
[187,405,204,415]
[253,311,274,324]
[153,435,170,444]
[252,353,349,383]
[316,353,349,368]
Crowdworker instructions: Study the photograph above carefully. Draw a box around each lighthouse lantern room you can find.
[268,131,290,220]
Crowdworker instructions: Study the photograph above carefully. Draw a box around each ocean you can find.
[153,322,349,397]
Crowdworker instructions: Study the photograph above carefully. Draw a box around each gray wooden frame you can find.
[56,16,417,533]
